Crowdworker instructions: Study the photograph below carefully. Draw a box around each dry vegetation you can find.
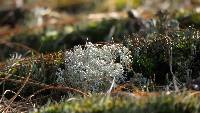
[0,0,200,113]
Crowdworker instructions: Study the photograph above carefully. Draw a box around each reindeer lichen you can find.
[56,42,132,92]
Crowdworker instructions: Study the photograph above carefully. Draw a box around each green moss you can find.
[115,0,126,11]
[176,10,200,28]
[34,93,200,113]
[115,0,142,11]
[191,13,200,24]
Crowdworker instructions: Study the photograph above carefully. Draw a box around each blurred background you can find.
[0,0,199,61]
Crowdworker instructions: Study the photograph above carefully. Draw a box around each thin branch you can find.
[169,43,179,92]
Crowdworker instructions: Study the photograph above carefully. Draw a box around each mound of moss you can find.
[34,93,200,113]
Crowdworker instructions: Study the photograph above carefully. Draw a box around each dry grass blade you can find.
[182,91,200,102]
[0,77,89,99]
[2,72,31,112]
[0,90,26,103]
[26,85,89,103]
[0,40,40,55]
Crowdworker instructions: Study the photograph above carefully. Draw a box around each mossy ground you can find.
[35,92,200,113]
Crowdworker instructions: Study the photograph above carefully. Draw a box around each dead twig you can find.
[168,37,179,92]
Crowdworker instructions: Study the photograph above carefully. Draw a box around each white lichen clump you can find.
[56,42,132,92]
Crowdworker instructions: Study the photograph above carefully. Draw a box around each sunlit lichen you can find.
[56,42,132,92]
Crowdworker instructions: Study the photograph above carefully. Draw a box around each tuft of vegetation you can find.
[34,93,200,113]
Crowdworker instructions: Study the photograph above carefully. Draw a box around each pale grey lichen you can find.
[56,42,132,92]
